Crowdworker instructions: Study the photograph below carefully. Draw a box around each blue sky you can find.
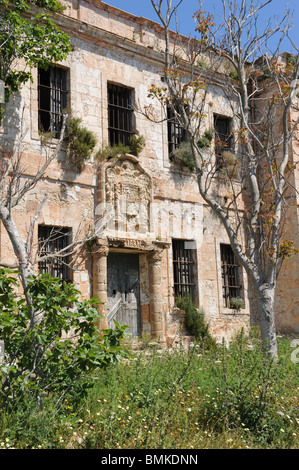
[104,0,298,53]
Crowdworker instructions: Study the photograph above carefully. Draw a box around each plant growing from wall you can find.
[171,130,213,171]
[128,134,146,156]
[171,141,195,171]
[66,117,97,169]
[229,297,245,310]
[197,129,213,148]
[219,150,240,179]
[96,143,131,161]
[96,134,146,161]
[175,295,216,348]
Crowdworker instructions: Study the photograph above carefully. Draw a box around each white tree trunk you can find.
[0,203,37,325]
[256,284,278,360]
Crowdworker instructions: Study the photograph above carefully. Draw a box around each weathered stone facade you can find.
[0,0,298,343]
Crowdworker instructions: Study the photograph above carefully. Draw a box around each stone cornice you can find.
[24,4,236,89]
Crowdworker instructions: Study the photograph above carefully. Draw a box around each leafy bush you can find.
[0,270,128,410]
[96,143,131,161]
[197,129,213,148]
[229,297,245,309]
[96,135,146,161]
[170,130,213,172]
[171,141,195,171]
[219,150,240,179]
[66,117,97,169]
[176,295,216,349]
[128,134,146,156]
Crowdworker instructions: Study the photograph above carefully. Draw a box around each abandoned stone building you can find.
[0,0,298,344]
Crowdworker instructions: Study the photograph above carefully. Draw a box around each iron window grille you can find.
[167,107,187,156]
[172,239,195,301]
[220,244,242,308]
[214,115,233,169]
[38,66,68,138]
[108,83,134,147]
[38,226,72,282]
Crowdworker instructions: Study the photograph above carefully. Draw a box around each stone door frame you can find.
[92,237,169,342]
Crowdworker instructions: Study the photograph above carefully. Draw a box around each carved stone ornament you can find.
[104,157,152,236]
[92,243,109,257]
[147,247,164,262]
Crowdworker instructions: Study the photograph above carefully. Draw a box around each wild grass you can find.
[0,329,298,450]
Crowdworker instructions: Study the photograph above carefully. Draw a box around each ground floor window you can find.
[172,239,195,301]
[38,225,72,282]
[220,244,242,308]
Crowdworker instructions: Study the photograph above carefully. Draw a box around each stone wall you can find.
[0,0,296,345]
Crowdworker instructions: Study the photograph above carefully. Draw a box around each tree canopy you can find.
[0,0,71,107]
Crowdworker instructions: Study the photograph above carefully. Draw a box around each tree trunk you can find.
[256,284,278,360]
[0,203,38,325]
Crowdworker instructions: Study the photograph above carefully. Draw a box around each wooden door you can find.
[107,252,141,337]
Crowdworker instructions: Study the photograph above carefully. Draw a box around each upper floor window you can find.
[172,239,196,302]
[108,83,134,147]
[38,225,72,282]
[220,244,243,309]
[214,115,233,168]
[38,66,68,138]
[167,107,187,156]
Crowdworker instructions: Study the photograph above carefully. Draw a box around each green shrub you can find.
[197,129,213,148]
[175,295,216,348]
[128,134,146,156]
[96,135,145,161]
[229,297,245,309]
[66,117,97,169]
[96,142,131,160]
[0,270,128,410]
[229,68,239,80]
[171,141,195,171]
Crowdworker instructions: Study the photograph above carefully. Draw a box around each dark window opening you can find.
[220,244,242,308]
[108,83,134,147]
[173,239,195,302]
[214,115,233,169]
[38,67,68,138]
[167,107,187,156]
[38,225,72,282]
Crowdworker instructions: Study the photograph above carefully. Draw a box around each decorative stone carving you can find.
[147,247,164,262]
[104,157,152,237]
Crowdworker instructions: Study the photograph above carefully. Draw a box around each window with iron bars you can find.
[214,115,233,169]
[220,244,242,308]
[167,107,187,156]
[38,66,68,138]
[108,83,134,147]
[172,239,195,302]
[38,226,72,282]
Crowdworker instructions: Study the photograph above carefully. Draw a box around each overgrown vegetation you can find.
[0,270,128,411]
[170,130,213,172]
[176,295,216,349]
[66,117,97,169]
[96,134,146,161]
[128,134,146,156]
[230,297,245,310]
[170,141,195,171]
[0,329,298,449]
